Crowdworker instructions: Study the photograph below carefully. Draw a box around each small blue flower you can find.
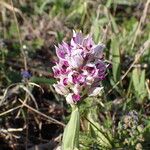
[21,70,31,79]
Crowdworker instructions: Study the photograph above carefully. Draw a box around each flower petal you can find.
[53,83,69,95]
[71,31,83,45]
[82,35,94,51]
[72,94,81,102]
[69,53,84,68]
[66,93,74,104]
[92,44,105,59]
[72,84,82,94]
[89,87,103,97]
[55,43,70,60]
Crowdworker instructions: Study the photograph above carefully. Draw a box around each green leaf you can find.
[111,36,121,82]
[8,22,18,39]
[109,14,119,34]
[30,76,56,85]
[113,0,139,6]
[91,17,108,43]
[62,105,80,150]
[132,68,147,103]
[87,110,112,149]
[132,68,139,89]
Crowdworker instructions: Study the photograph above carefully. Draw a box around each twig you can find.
[16,83,44,118]
[18,99,65,127]
[1,128,24,133]
[0,83,19,106]
[16,95,29,118]
[0,105,22,117]
[19,85,39,110]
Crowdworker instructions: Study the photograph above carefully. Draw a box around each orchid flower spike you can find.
[53,31,107,104]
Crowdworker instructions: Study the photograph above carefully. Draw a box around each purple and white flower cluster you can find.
[53,31,107,104]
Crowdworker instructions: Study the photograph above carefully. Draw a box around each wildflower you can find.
[117,110,144,147]
[21,70,31,79]
[53,31,107,104]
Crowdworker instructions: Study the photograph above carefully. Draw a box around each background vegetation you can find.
[0,0,150,149]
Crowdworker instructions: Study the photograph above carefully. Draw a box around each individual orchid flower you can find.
[69,52,84,68]
[92,44,105,58]
[66,93,81,104]
[88,86,103,97]
[71,30,83,46]
[53,83,69,95]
